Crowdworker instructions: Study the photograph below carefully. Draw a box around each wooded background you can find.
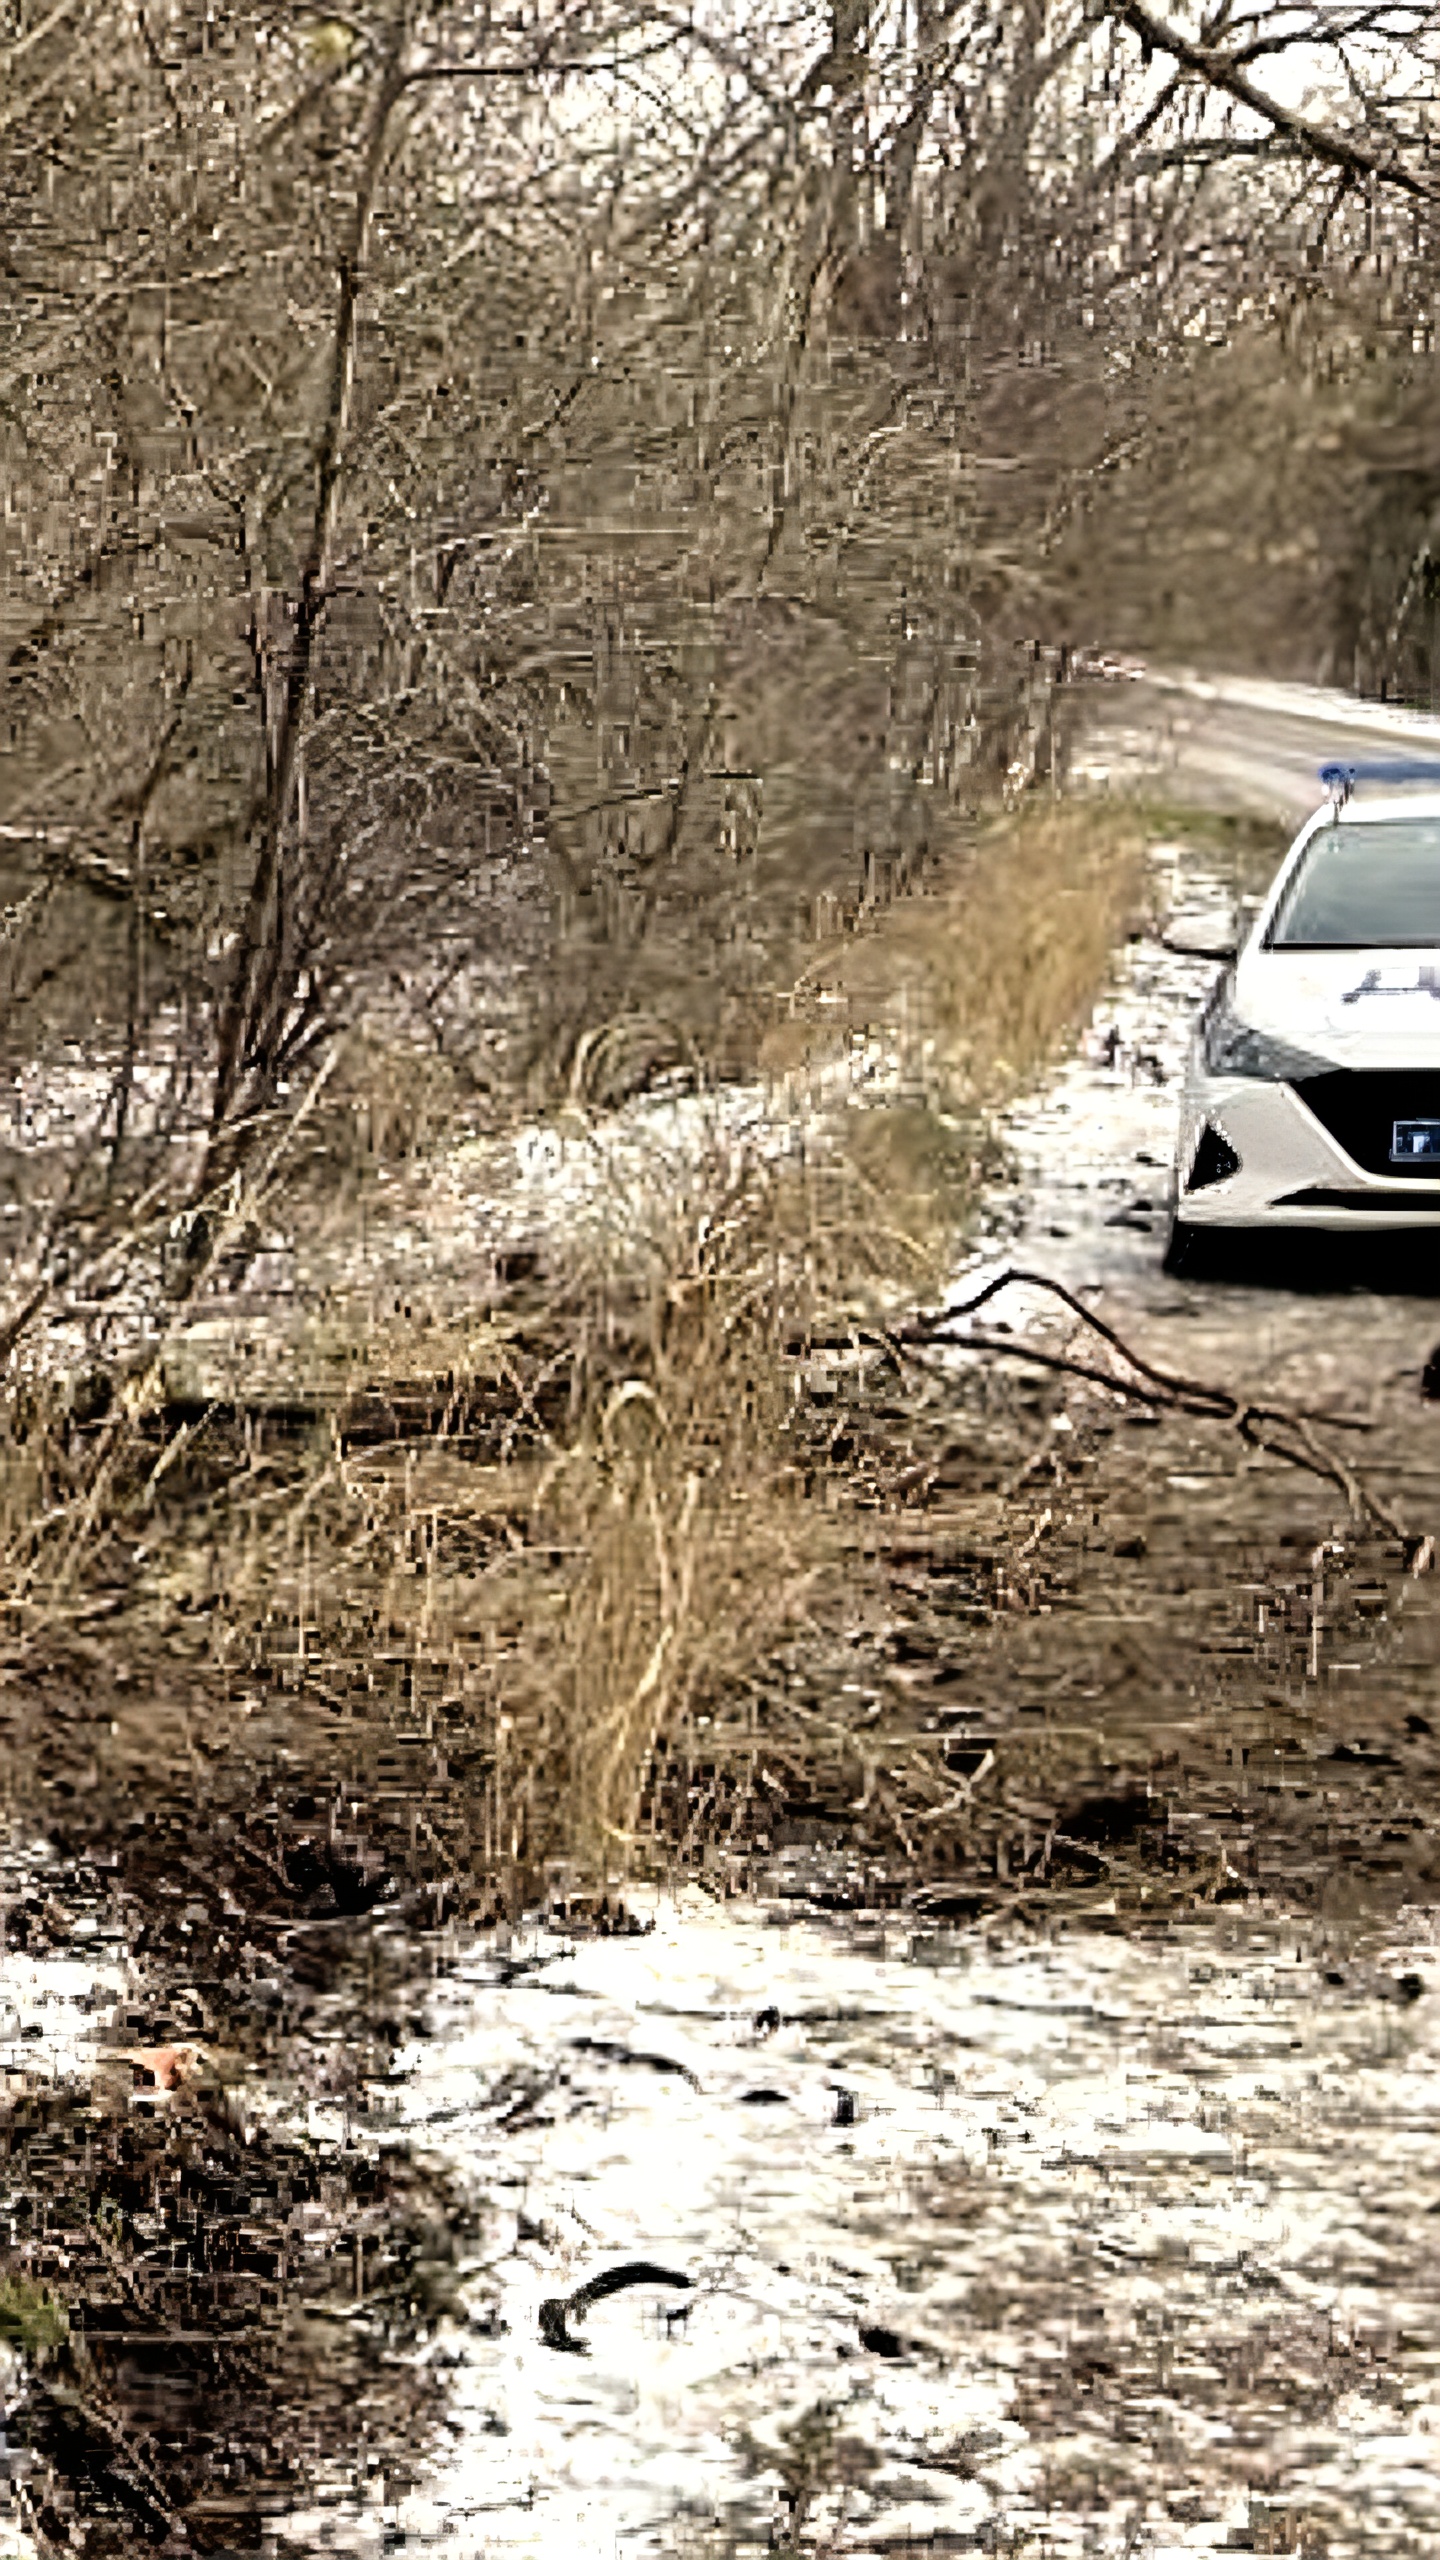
[3,1,1439,1275]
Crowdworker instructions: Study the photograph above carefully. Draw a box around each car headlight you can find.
[1201,989,1331,1082]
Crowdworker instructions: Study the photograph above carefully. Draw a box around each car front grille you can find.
[1292,1069,1440,1179]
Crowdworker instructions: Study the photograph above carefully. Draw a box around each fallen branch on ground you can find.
[902,1267,1421,1555]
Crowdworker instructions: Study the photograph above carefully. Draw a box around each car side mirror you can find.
[1162,909,1239,962]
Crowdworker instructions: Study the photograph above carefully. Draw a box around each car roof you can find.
[1316,794,1440,823]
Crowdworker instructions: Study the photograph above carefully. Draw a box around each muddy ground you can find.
[5,806,1440,2553]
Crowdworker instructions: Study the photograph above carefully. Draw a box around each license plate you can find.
[1392,1119,1440,1163]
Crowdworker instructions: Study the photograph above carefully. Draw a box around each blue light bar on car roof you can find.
[1319,757,1440,805]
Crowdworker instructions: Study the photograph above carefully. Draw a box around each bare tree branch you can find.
[208,2,414,1153]
[1108,0,1439,199]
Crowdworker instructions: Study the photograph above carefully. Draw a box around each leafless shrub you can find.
[10,0,1429,1344]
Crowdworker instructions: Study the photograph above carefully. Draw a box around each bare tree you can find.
[4,0,1440,1356]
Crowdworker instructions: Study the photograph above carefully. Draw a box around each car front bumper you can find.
[1176,1072,1440,1229]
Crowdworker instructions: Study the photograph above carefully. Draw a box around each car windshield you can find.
[1270,817,1440,948]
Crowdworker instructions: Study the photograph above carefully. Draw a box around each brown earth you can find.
[5,797,1440,2551]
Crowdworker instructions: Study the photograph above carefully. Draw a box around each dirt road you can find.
[262,785,1440,2556]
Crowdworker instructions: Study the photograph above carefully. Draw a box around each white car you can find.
[1167,773,1440,1269]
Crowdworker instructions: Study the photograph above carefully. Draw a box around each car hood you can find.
[1232,946,1440,1067]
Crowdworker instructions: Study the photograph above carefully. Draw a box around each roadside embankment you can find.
[12,786,1440,2549]
[0,791,1161,1918]
[0,785,1168,2549]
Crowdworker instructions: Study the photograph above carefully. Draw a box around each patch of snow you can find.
[277,1895,1440,2556]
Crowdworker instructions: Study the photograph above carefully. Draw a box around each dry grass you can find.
[768,794,1153,1094]
[761,793,1154,1276]
[0,791,1157,1933]
[0,1143,861,1906]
